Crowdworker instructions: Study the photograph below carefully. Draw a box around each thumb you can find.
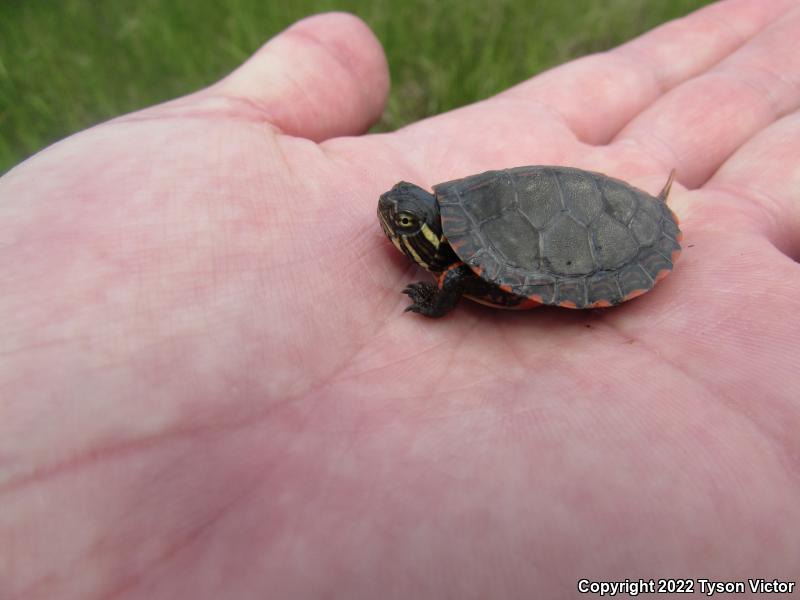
[213,12,389,142]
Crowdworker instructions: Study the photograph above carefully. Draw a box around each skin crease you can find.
[1,1,800,597]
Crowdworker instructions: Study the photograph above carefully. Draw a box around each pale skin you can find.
[1,0,800,597]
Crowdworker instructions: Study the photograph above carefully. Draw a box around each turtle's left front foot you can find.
[403,282,438,315]
[401,269,467,318]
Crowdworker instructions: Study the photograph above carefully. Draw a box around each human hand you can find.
[2,1,799,597]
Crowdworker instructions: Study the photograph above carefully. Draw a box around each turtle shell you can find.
[435,166,682,308]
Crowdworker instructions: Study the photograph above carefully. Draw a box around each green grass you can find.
[0,0,713,174]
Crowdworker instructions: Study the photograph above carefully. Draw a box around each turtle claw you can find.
[402,281,437,314]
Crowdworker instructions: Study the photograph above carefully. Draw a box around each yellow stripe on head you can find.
[420,223,440,250]
[401,235,428,269]
[390,236,404,254]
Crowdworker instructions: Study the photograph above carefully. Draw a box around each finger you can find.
[614,5,800,189]
[210,12,389,142]
[705,110,800,260]
[498,0,797,145]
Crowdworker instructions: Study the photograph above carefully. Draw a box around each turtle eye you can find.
[397,213,416,227]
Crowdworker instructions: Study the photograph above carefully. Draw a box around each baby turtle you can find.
[377,166,682,318]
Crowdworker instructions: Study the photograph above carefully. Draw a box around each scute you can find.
[541,215,594,276]
[590,213,638,270]
[558,172,603,225]
[638,246,674,281]
[586,271,623,306]
[514,275,557,304]
[483,212,540,270]
[618,263,652,297]
[599,178,636,224]
[516,170,561,228]
[555,278,587,307]
[453,172,512,223]
[661,212,681,240]
[435,166,681,307]
[630,208,660,245]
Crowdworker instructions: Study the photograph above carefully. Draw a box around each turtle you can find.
[377,166,682,318]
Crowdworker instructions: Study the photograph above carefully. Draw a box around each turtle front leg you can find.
[403,262,473,318]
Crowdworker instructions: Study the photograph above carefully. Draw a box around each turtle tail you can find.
[658,169,676,202]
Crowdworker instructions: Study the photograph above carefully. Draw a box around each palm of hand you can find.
[2,2,799,597]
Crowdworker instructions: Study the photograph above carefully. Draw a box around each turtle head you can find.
[378,182,452,272]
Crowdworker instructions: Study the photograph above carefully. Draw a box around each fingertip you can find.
[290,12,390,113]
[216,12,389,141]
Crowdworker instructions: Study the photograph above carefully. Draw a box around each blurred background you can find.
[0,0,713,175]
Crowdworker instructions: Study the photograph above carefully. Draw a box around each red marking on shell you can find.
[655,269,672,282]
[465,295,541,310]
[623,289,647,301]
[499,284,513,293]
[590,299,612,308]
[517,298,542,310]
[676,231,684,242]
[671,249,682,262]
[558,300,578,309]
